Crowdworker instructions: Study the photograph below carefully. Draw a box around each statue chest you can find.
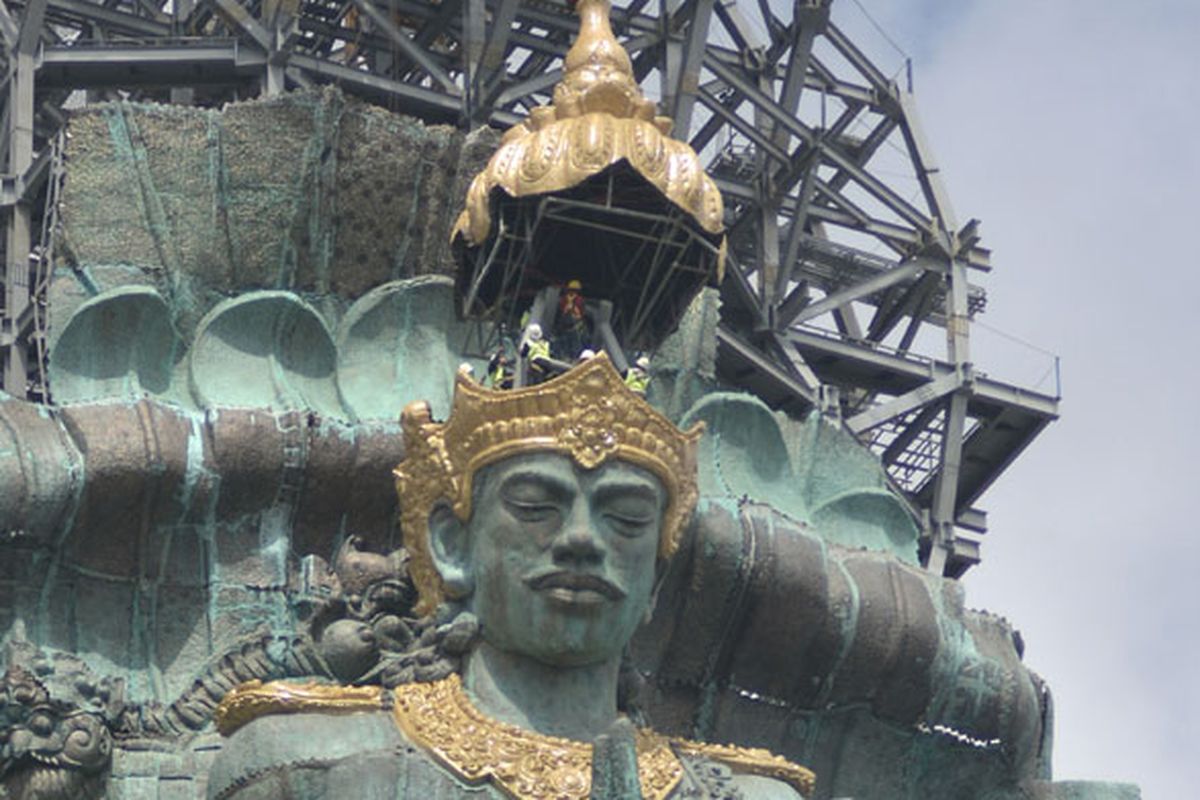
[207,711,757,800]
[209,678,810,799]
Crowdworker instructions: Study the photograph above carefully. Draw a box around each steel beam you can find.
[17,0,46,55]
[45,0,170,36]
[846,369,963,435]
[786,327,1058,418]
[776,147,821,301]
[824,21,891,96]
[696,85,789,163]
[38,41,266,88]
[351,0,458,93]
[666,0,714,136]
[766,331,820,396]
[712,0,762,52]
[716,324,815,409]
[926,389,968,574]
[461,0,485,116]
[712,173,926,251]
[413,0,461,48]
[881,402,941,467]
[773,1,828,148]
[701,53,816,149]
[494,32,658,108]
[211,0,270,48]
[472,0,521,113]
[495,67,560,108]
[791,256,932,326]
[897,89,958,234]
[287,52,470,120]
[867,269,937,343]
[0,1,19,47]
[1,0,42,393]
[832,302,863,341]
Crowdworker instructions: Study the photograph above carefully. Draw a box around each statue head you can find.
[427,452,666,665]
[394,355,703,664]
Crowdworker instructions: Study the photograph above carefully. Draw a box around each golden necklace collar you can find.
[391,674,683,800]
[215,675,815,798]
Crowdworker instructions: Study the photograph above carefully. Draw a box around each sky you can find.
[837,1,1200,796]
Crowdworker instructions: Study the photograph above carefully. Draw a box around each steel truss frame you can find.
[0,0,1059,577]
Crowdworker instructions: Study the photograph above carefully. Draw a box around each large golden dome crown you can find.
[451,0,724,247]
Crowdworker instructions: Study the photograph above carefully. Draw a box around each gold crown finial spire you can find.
[450,0,724,248]
[552,0,644,118]
[564,0,633,78]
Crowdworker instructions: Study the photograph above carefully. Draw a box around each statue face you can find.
[461,453,663,666]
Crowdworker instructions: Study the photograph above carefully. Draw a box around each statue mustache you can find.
[524,570,626,600]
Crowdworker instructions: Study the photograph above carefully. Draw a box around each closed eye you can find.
[603,511,655,536]
[505,500,560,523]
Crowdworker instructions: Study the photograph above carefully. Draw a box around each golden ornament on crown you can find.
[451,0,725,265]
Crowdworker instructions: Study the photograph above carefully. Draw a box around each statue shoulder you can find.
[672,739,814,799]
[213,679,388,736]
[207,681,406,800]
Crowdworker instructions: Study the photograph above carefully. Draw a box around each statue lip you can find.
[525,570,625,603]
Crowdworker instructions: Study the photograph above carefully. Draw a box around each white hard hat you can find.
[636,355,650,370]
[579,349,596,360]
[527,323,543,339]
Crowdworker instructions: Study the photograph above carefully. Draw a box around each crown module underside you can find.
[0,0,1058,577]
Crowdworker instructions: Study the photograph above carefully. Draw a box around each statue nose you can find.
[551,505,604,566]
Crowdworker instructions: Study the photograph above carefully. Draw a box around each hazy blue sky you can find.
[838,1,1200,796]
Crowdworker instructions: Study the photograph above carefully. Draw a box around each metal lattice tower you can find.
[0,0,1059,577]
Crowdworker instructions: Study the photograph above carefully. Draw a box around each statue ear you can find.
[644,575,661,625]
[428,504,474,600]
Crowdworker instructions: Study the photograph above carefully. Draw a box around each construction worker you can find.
[624,355,650,394]
[487,349,513,390]
[555,279,588,358]
[520,323,552,382]
[559,279,585,320]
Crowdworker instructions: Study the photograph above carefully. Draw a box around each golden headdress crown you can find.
[450,0,724,249]
[394,354,704,616]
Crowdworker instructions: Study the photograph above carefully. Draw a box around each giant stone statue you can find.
[0,1,1141,799]
[208,356,813,798]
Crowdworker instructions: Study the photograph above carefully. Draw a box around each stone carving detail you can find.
[303,535,479,687]
[0,649,114,799]
[0,534,442,798]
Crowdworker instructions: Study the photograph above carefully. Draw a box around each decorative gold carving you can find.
[451,0,725,248]
[391,675,684,800]
[213,680,386,737]
[395,353,704,616]
[673,740,816,797]
[215,677,816,798]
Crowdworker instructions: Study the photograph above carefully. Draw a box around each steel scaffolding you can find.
[0,0,1059,577]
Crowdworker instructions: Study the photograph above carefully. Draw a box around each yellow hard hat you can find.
[566,279,582,290]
